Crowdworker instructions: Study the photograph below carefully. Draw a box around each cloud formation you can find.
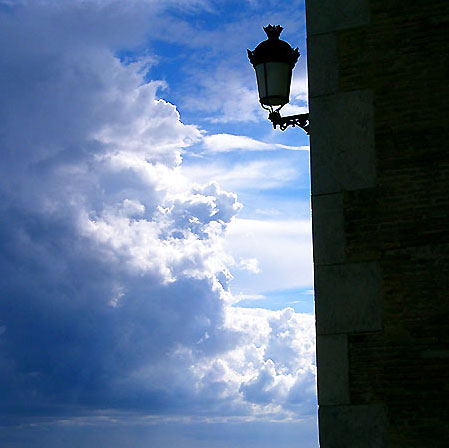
[0,0,315,428]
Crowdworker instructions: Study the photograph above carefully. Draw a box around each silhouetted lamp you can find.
[248,25,309,134]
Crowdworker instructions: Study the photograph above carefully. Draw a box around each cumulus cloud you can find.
[0,0,315,428]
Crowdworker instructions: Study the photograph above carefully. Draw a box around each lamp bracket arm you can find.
[268,110,309,134]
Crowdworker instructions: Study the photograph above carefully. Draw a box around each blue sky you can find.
[0,0,317,446]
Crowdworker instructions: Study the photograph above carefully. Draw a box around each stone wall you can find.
[306,0,449,446]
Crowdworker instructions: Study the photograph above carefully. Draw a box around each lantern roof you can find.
[247,25,300,68]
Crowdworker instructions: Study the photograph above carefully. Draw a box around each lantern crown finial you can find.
[247,25,299,68]
[263,25,283,40]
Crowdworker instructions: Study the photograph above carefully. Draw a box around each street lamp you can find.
[247,25,309,134]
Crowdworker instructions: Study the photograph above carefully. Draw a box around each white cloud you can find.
[290,76,309,104]
[183,65,264,123]
[280,103,309,116]
[225,218,313,293]
[236,293,266,301]
[183,158,301,191]
[239,257,261,274]
[202,133,309,153]
[224,307,316,414]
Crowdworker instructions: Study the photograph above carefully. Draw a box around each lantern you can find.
[247,25,299,107]
[247,25,309,133]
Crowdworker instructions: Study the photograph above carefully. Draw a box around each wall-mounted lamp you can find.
[248,25,309,134]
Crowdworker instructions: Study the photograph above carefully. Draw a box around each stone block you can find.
[309,90,376,195]
[316,334,350,406]
[315,261,382,335]
[319,404,387,448]
[312,193,345,265]
[306,0,371,36]
[307,32,339,98]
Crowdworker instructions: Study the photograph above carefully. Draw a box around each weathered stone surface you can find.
[315,261,382,335]
[306,0,370,36]
[316,334,350,405]
[309,90,376,195]
[307,0,449,445]
[319,404,387,448]
[312,193,345,265]
[307,33,338,98]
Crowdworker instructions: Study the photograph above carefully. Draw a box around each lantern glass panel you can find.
[255,61,292,106]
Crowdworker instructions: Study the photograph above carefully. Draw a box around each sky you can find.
[0,1,317,447]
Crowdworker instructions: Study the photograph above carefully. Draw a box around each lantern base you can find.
[268,110,309,134]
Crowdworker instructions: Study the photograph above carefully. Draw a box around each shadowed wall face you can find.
[306,0,449,446]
